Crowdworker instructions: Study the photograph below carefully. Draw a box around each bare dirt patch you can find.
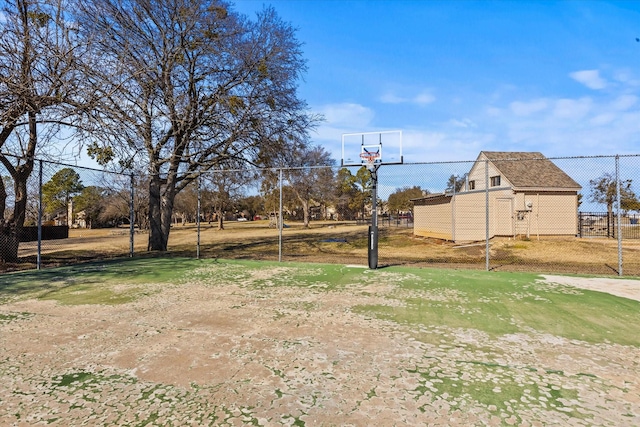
[541,275,640,302]
[1,265,639,426]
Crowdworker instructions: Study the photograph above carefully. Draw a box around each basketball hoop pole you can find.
[368,164,380,269]
[359,136,381,269]
[343,130,404,269]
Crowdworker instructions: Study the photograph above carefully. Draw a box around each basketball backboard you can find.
[341,130,403,167]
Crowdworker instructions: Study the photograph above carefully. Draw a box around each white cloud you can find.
[509,99,548,116]
[309,103,377,163]
[553,97,593,119]
[413,92,436,106]
[316,103,374,129]
[380,91,435,106]
[612,69,640,87]
[379,92,405,104]
[399,128,494,163]
[448,118,477,128]
[589,113,616,126]
[569,69,607,90]
[610,94,637,111]
[310,69,640,166]
[484,106,503,117]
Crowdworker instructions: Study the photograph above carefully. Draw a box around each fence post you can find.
[129,173,135,257]
[37,159,43,270]
[615,155,623,276]
[578,212,582,238]
[485,159,490,271]
[451,176,456,241]
[278,168,283,262]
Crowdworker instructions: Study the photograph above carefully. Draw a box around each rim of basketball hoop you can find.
[359,152,380,169]
[359,152,380,162]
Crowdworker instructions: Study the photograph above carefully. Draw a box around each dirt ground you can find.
[541,274,640,302]
[1,266,639,426]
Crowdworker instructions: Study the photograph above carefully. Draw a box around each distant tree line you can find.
[29,161,432,232]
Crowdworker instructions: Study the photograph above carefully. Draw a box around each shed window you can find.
[468,180,475,190]
[490,175,501,187]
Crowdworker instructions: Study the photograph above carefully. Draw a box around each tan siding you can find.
[452,192,489,241]
[414,200,452,240]
[464,154,511,191]
[526,192,578,236]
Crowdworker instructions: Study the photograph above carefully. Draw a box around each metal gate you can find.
[579,212,640,239]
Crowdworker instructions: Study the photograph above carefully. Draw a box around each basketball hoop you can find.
[360,151,380,171]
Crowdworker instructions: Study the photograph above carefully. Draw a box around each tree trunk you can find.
[608,202,614,238]
[302,200,310,228]
[0,113,36,263]
[0,175,6,221]
[160,189,174,247]
[1,174,30,263]
[148,173,167,251]
[0,222,20,263]
[216,209,224,230]
[147,169,179,252]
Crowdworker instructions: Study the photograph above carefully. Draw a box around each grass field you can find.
[8,220,640,276]
[1,258,639,426]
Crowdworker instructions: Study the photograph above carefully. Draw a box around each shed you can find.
[412,151,582,242]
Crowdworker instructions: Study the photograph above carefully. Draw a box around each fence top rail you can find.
[1,151,133,176]
[3,151,640,176]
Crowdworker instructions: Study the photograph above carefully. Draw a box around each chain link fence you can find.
[2,153,639,276]
[1,155,135,270]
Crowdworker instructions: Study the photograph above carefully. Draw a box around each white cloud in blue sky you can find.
[570,70,608,90]
[379,91,435,106]
[234,0,640,163]
[316,103,374,129]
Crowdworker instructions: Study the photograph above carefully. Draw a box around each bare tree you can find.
[75,0,318,251]
[201,167,258,230]
[96,172,148,230]
[173,184,198,226]
[0,0,91,262]
[280,145,334,227]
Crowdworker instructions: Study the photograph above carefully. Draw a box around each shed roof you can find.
[480,151,581,189]
[410,192,451,204]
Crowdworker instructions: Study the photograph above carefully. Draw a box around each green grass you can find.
[1,258,639,346]
[0,257,202,305]
[0,311,33,323]
[353,267,640,346]
[406,359,582,421]
[2,257,639,424]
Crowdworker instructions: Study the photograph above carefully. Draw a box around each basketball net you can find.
[360,151,380,171]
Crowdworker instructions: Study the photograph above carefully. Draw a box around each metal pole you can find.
[129,173,135,257]
[37,160,43,270]
[485,160,490,271]
[615,155,623,276]
[279,168,283,262]
[196,174,201,260]
[451,176,456,241]
[368,165,379,269]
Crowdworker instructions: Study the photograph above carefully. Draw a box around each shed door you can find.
[495,198,513,236]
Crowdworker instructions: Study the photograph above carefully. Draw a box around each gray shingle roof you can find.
[481,151,581,189]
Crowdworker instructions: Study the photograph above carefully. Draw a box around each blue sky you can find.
[234,0,640,164]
